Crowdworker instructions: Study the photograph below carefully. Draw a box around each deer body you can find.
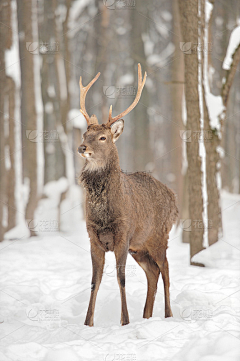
[78,65,178,326]
[81,152,177,253]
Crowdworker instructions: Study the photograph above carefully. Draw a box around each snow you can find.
[68,109,87,130]
[205,93,224,131]
[0,188,239,360]
[161,11,172,22]
[147,43,175,67]
[68,0,94,38]
[193,190,240,269]
[205,1,213,23]
[119,74,134,86]
[142,33,155,57]
[223,25,240,71]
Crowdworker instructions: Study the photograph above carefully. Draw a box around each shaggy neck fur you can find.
[80,148,121,200]
[80,148,121,230]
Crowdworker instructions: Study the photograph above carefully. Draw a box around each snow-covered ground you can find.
[0,185,240,361]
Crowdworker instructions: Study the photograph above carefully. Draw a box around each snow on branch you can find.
[222,25,240,71]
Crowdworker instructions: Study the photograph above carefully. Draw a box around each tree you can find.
[201,0,240,246]
[179,0,205,264]
[17,0,38,236]
[0,0,19,238]
[200,0,222,246]
[38,0,66,183]
[170,0,185,222]
[0,1,8,241]
[6,76,17,231]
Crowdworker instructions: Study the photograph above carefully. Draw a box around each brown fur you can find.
[79,123,178,326]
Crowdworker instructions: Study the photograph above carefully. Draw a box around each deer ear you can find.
[111,119,124,143]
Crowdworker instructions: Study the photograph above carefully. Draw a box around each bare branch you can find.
[222,43,240,107]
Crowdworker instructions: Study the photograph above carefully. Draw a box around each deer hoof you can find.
[84,319,94,327]
[121,319,130,326]
[165,309,173,318]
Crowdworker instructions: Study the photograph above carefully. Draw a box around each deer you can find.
[78,64,178,327]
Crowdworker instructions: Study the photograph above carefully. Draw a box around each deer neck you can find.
[80,150,121,199]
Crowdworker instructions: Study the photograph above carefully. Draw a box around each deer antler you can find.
[106,63,147,126]
[79,72,101,125]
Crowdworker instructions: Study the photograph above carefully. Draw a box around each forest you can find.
[0,0,239,360]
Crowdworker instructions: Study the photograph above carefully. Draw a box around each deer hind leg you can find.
[131,251,160,319]
[151,250,173,318]
[84,243,105,327]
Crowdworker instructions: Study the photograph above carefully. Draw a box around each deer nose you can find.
[78,145,86,154]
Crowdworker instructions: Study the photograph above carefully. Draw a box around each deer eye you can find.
[99,136,106,141]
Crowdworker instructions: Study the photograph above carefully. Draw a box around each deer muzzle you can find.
[78,145,86,154]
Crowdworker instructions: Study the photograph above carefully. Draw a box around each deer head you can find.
[78,64,147,171]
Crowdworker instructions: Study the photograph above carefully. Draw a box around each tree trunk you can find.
[6,77,17,231]
[200,0,222,246]
[220,43,240,190]
[0,1,8,241]
[171,0,184,218]
[38,0,65,184]
[16,0,27,180]
[181,169,190,243]
[130,1,150,172]
[18,0,38,236]
[179,0,205,264]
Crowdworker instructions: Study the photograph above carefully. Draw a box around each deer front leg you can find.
[84,241,105,327]
[114,242,130,326]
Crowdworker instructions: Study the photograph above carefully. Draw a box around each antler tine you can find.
[107,63,147,126]
[79,72,101,125]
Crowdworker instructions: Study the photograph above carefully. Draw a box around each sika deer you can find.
[78,64,178,326]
